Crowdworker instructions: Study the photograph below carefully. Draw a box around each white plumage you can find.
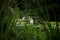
[29,18,34,24]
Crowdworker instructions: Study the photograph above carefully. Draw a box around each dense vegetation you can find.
[0,0,60,40]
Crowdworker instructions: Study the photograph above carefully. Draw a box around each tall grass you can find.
[0,0,20,40]
[0,0,60,40]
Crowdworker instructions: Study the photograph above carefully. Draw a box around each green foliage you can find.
[0,0,20,40]
[0,0,60,40]
[11,23,47,40]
